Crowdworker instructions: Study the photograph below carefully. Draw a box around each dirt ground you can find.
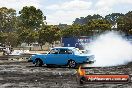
[0,61,131,88]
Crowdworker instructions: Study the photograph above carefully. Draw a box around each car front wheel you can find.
[68,60,76,68]
[35,59,43,67]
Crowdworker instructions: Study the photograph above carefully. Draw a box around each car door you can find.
[45,48,59,64]
[56,49,69,65]
[45,48,69,65]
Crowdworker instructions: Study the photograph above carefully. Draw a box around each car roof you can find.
[52,47,75,50]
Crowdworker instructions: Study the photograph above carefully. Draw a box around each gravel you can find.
[0,61,131,88]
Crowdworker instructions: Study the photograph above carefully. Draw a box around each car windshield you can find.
[73,48,82,55]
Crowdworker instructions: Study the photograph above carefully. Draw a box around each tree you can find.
[18,29,38,45]
[5,32,19,47]
[0,33,7,44]
[17,6,45,45]
[61,19,111,37]
[73,17,85,25]
[84,19,112,36]
[38,25,60,48]
[19,6,44,30]
[73,14,103,25]
[105,13,124,25]
[0,32,19,47]
[0,7,17,32]
[117,11,132,35]
[60,24,83,37]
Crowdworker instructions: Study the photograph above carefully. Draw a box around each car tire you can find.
[68,60,76,68]
[47,64,53,68]
[35,59,43,67]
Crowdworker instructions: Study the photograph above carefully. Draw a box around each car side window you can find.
[59,49,67,54]
[67,49,73,54]
[50,49,59,54]
[59,49,73,54]
[59,49,69,54]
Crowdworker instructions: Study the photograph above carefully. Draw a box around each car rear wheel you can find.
[68,60,76,68]
[35,59,43,67]
[47,64,53,68]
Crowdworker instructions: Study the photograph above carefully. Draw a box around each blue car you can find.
[30,47,94,68]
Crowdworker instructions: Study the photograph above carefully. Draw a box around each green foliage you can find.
[61,24,82,37]
[85,19,112,34]
[18,29,38,44]
[0,6,131,47]
[16,6,45,45]
[6,32,19,47]
[73,14,103,25]
[19,6,44,30]
[61,19,111,37]
[0,32,18,47]
[0,7,17,32]
[117,11,132,35]
[105,13,124,25]
[0,33,7,44]
[38,25,60,45]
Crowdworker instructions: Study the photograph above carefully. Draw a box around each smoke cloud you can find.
[84,31,132,67]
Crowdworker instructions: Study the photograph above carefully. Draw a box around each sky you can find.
[0,0,132,25]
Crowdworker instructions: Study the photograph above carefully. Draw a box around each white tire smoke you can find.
[84,31,132,67]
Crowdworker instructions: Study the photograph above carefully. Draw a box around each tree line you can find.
[0,6,60,47]
[0,6,132,47]
[65,12,132,37]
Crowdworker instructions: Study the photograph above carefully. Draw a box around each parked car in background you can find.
[30,47,95,68]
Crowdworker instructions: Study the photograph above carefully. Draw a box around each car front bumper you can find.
[85,55,95,63]
[83,59,95,64]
